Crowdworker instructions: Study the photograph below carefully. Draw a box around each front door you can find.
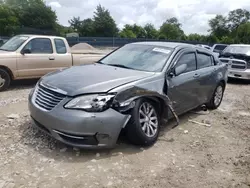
[167,51,200,115]
[17,38,55,78]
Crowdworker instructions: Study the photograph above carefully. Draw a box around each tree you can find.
[208,15,229,40]
[206,34,219,43]
[2,0,58,33]
[159,17,184,40]
[119,24,146,38]
[68,16,82,32]
[0,4,19,36]
[235,22,250,44]
[119,29,136,38]
[144,23,158,39]
[228,9,250,31]
[79,18,94,36]
[187,33,203,41]
[93,4,118,37]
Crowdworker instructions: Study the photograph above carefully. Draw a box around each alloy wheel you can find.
[139,102,158,137]
[214,85,223,106]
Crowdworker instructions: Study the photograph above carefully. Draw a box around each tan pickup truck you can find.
[0,35,108,91]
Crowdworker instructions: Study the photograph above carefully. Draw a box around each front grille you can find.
[34,85,66,111]
[231,65,246,69]
[220,59,229,63]
[231,60,246,70]
[232,60,245,65]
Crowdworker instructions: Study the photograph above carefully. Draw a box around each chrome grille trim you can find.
[219,58,247,70]
[33,84,66,111]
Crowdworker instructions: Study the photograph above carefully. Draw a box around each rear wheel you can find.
[126,99,160,146]
[206,83,225,109]
[0,69,11,92]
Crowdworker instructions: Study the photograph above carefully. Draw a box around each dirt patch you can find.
[0,81,249,188]
[71,43,96,51]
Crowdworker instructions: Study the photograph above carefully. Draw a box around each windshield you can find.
[0,36,29,51]
[223,45,250,55]
[214,45,227,51]
[99,44,173,72]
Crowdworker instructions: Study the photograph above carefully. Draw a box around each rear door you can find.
[52,38,72,70]
[167,49,200,114]
[195,51,217,104]
[17,38,54,78]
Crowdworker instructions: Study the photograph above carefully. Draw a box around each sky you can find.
[45,0,250,35]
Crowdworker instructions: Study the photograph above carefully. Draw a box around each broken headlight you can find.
[64,94,115,112]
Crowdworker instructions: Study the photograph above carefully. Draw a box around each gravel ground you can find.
[0,79,250,188]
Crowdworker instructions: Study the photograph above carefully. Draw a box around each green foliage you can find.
[1,0,58,35]
[235,22,250,44]
[0,2,250,45]
[208,15,229,40]
[144,24,158,39]
[119,24,146,38]
[68,17,82,32]
[159,17,184,40]
[0,4,19,36]
[92,4,118,37]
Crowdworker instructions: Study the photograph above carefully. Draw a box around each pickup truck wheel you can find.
[206,83,225,109]
[0,69,11,92]
[126,98,160,146]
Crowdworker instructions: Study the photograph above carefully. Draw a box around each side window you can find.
[54,39,67,54]
[176,53,196,73]
[197,53,213,69]
[23,38,53,54]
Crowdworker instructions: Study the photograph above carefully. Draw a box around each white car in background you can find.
[211,44,228,57]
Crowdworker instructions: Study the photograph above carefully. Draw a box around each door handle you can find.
[49,57,55,60]
[193,73,200,78]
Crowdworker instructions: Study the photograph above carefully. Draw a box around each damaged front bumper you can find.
[28,94,131,149]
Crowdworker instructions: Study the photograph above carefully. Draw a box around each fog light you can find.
[96,133,110,142]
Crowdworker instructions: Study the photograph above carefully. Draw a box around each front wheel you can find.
[0,69,11,92]
[126,99,160,146]
[206,83,225,109]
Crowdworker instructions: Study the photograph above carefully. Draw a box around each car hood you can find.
[40,64,155,96]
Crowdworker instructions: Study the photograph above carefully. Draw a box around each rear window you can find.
[54,39,67,54]
[197,53,213,69]
[214,45,227,51]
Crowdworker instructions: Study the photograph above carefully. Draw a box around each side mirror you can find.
[175,64,187,76]
[21,49,31,55]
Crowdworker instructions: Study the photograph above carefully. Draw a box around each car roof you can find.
[16,34,65,39]
[130,41,214,54]
[131,41,195,49]
[229,44,250,47]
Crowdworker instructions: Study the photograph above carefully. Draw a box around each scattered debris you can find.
[184,130,189,134]
[91,159,97,163]
[60,148,67,153]
[7,114,20,119]
[96,153,100,158]
[188,120,211,127]
[107,181,113,186]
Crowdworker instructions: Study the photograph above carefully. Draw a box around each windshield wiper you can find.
[0,48,9,51]
[108,64,132,69]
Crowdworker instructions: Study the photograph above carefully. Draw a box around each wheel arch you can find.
[0,65,14,80]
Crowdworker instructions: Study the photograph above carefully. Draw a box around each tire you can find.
[126,98,160,146]
[206,82,225,110]
[0,69,11,92]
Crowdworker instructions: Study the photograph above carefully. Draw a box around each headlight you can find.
[64,94,115,112]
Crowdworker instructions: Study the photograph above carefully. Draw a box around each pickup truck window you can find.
[176,53,196,73]
[23,38,53,54]
[0,36,29,52]
[197,53,212,69]
[54,39,67,54]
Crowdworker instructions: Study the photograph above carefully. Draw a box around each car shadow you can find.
[8,79,38,90]
[18,109,200,163]
[227,78,250,85]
